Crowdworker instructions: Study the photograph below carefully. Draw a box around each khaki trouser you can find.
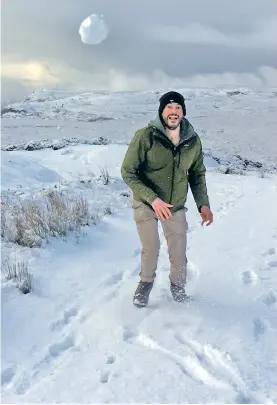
[133,200,188,287]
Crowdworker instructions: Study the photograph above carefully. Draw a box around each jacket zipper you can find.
[169,142,192,204]
[169,147,177,204]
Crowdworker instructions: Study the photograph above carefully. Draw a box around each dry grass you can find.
[99,166,110,185]
[1,188,115,295]
[1,189,93,247]
[103,206,113,215]
[120,191,130,197]
[218,166,245,176]
[260,170,267,178]
[1,258,32,294]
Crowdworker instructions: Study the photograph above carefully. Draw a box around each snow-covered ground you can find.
[1,88,277,403]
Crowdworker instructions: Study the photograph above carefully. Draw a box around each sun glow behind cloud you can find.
[2,61,58,85]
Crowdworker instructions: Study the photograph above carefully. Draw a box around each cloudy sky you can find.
[1,0,277,102]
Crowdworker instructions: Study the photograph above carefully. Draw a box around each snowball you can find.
[79,14,109,45]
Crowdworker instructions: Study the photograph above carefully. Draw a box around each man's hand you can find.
[152,198,173,221]
[200,206,213,226]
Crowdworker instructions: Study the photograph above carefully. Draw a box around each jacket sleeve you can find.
[188,136,210,212]
[121,130,158,205]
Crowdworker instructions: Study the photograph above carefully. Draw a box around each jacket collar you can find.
[148,115,196,148]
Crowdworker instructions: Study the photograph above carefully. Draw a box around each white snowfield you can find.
[1,88,277,403]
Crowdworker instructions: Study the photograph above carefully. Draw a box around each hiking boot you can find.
[133,281,154,308]
[170,282,190,303]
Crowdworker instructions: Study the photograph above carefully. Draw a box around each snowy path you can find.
[2,170,277,403]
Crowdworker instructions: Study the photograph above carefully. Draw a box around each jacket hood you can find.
[148,115,196,143]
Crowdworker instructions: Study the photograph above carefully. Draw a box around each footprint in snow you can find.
[174,332,189,346]
[14,373,31,396]
[163,321,176,329]
[99,354,116,384]
[106,354,116,364]
[235,392,257,404]
[252,318,266,341]
[103,289,119,301]
[50,307,79,332]
[100,370,110,384]
[1,366,16,387]
[263,291,277,309]
[25,334,78,392]
[48,334,76,358]
[216,199,236,217]
[268,260,277,268]
[266,247,276,256]
[122,327,138,343]
[99,272,125,302]
[102,272,124,287]
[242,270,258,285]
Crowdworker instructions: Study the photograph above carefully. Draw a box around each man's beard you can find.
[163,115,181,130]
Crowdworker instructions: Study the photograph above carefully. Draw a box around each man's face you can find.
[162,102,183,130]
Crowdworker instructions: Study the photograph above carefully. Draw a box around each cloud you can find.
[146,18,277,49]
[96,67,277,90]
[1,0,276,104]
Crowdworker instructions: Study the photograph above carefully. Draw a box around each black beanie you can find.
[158,91,186,119]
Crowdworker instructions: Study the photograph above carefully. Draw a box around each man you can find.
[121,91,213,308]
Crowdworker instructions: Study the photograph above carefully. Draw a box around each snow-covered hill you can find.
[1,88,277,403]
[1,87,277,169]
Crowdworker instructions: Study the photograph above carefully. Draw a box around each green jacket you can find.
[121,116,210,212]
